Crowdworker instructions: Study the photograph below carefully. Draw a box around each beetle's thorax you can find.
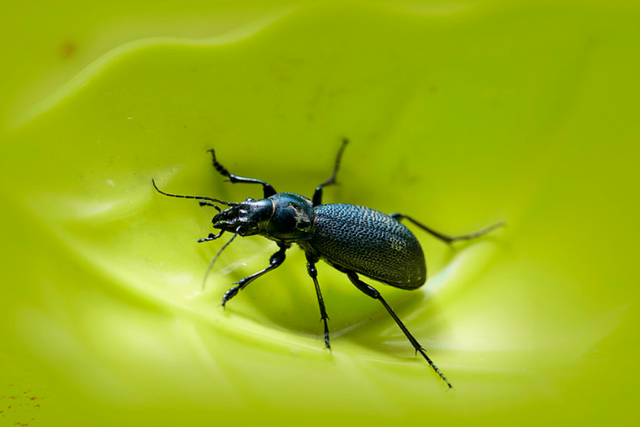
[266,193,315,241]
[212,193,315,241]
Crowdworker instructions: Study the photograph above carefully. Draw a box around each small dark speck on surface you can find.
[60,41,77,59]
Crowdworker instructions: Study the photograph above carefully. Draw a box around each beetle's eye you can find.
[245,197,254,202]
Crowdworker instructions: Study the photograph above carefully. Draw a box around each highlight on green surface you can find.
[1,1,638,426]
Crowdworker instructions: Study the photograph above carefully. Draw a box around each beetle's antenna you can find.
[201,226,241,292]
[152,179,238,206]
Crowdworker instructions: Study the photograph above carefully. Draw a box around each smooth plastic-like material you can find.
[1,1,639,426]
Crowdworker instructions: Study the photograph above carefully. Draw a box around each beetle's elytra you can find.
[152,140,503,388]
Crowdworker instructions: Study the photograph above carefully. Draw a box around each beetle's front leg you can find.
[208,149,278,198]
[221,243,289,307]
[305,255,331,349]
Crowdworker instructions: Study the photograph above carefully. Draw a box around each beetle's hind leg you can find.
[305,256,331,349]
[312,138,348,206]
[344,269,452,388]
[221,243,289,307]
[207,149,277,198]
[391,213,504,244]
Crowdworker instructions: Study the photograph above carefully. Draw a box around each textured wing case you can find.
[310,204,426,289]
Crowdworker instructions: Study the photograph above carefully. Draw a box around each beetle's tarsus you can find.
[221,285,240,306]
[324,332,331,350]
[312,138,349,206]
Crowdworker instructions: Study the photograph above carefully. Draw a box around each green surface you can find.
[1,1,639,425]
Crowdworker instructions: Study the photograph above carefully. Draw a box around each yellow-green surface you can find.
[1,1,639,425]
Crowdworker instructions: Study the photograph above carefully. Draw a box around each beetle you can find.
[152,139,503,388]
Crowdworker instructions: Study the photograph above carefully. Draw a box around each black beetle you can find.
[152,140,503,388]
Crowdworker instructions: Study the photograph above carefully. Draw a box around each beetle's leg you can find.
[306,256,331,349]
[221,243,289,307]
[312,138,348,206]
[391,213,504,245]
[344,269,452,388]
[208,149,277,198]
[198,230,224,243]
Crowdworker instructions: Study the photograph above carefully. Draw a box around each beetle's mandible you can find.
[152,139,503,388]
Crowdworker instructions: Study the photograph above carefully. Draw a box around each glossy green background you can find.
[1,1,639,425]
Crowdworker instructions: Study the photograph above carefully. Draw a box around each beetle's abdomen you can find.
[311,204,426,289]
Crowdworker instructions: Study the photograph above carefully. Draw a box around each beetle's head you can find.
[212,197,274,236]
